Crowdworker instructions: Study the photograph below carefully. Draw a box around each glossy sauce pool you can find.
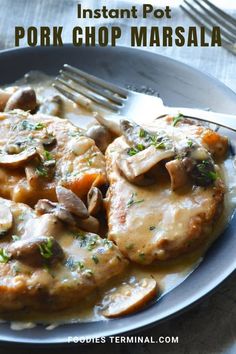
[1,72,236,330]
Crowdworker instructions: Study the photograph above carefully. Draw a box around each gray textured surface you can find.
[0,0,235,353]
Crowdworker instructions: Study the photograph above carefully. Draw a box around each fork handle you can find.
[162,107,236,132]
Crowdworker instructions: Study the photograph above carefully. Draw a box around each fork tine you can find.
[194,0,236,37]
[52,82,92,110]
[64,64,128,98]
[55,77,119,112]
[182,0,235,44]
[202,0,236,27]
[60,70,124,105]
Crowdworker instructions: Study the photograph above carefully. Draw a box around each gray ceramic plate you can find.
[0,45,235,344]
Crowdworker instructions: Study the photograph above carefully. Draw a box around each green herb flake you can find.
[72,230,86,239]
[172,114,183,127]
[43,150,53,161]
[36,165,48,177]
[127,193,144,208]
[207,171,218,181]
[35,122,45,130]
[12,235,20,242]
[77,261,85,270]
[17,120,45,131]
[139,129,147,138]
[92,254,99,264]
[127,144,145,156]
[139,252,145,261]
[127,147,138,156]
[38,237,53,259]
[150,135,166,149]
[102,239,113,249]
[187,139,193,148]
[0,248,10,263]
[87,236,98,251]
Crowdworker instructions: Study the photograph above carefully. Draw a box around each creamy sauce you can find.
[1,71,236,329]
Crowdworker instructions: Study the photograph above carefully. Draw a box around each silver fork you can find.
[53,64,236,132]
[181,0,236,55]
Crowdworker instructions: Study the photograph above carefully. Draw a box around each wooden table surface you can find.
[0,1,235,353]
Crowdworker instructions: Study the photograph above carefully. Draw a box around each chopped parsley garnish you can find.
[127,144,145,156]
[72,230,86,239]
[92,254,99,264]
[35,122,45,130]
[139,252,145,261]
[38,237,53,259]
[36,165,48,177]
[172,113,183,127]
[187,139,194,147]
[65,257,87,272]
[12,235,20,242]
[17,120,45,131]
[127,192,144,208]
[87,236,98,251]
[192,160,218,186]
[197,160,217,181]
[43,150,53,161]
[207,171,218,181]
[102,239,113,249]
[149,135,166,149]
[0,248,10,263]
[139,129,147,138]
[77,261,85,270]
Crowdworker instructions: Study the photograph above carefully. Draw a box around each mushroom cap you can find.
[0,147,38,168]
[56,186,89,219]
[8,235,64,267]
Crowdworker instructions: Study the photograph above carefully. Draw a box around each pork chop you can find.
[105,117,227,263]
[0,197,127,312]
[0,110,107,205]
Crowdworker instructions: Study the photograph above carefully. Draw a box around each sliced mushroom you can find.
[5,143,22,155]
[0,89,12,111]
[0,204,13,236]
[102,278,158,318]
[8,236,64,267]
[87,187,103,216]
[0,147,38,168]
[56,186,89,219]
[93,112,121,136]
[165,159,189,191]
[35,199,58,215]
[39,95,64,117]
[77,215,100,234]
[4,87,37,112]
[86,125,113,153]
[25,164,41,188]
[35,199,76,226]
[54,207,76,226]
[120,120,145,147]
[117,145,175,184]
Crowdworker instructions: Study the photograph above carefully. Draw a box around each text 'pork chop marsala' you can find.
[106,116,228,264]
